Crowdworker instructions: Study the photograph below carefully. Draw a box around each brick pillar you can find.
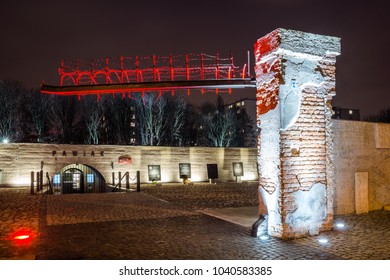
[254,28,340,238]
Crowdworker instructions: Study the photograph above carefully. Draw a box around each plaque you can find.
[233,162,244,177]
[179,163,191,179]
[207,164,218,179]
[148,165,161,181]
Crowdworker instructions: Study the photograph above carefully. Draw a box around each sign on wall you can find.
[207,164,218,179]
[118,155,132,164]
[233,162,244,177]
[148,165,161,181]
[179,163,191,179]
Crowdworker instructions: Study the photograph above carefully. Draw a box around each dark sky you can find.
[0,0,389,117]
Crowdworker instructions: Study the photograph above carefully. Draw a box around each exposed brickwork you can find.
[254,28,340,239]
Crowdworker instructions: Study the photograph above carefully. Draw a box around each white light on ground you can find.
[2,138,9,144]
[335,223,345,228]
[318,238,328,244]
[260,235,269,240]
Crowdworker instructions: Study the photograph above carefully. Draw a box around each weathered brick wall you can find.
[0,145,258,186]
[254,28,340,238]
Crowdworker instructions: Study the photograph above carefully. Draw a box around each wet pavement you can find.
[1,183,390,260]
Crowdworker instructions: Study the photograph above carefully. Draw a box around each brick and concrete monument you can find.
[254,28,341,238]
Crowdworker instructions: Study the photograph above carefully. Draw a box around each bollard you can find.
[36,172,40,192]
[118,172,122,190]
[136,171,141,192]
[112,172,115,186]
[126,172,130,190]
[30,171,34,195]
[40,170,43,192]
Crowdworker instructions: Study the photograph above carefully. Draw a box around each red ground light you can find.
[9,229,35,246]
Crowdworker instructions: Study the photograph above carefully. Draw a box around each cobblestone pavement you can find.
[1,183,390,260]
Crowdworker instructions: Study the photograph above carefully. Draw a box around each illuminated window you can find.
[53,174,60,184]
[241,101,245,106]
[130,122,136,127]
[236,102,241,107]
[87,174,94,183]
[349,110,353,115]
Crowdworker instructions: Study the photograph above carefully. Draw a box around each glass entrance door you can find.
[62,169,84,194]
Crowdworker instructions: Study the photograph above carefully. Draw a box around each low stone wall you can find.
[0,145,258,186]
[0,119,389,215]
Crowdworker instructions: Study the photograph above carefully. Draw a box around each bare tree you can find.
[26,89,50,142]
[49,95,79,143]
[135,93,169,145]
[82,96,105,144]
[0,80,25,142]
[167,96,186,146]
[205,110,236,147]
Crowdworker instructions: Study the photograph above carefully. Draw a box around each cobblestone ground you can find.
[1,183,390,260]
[0,188,42,259]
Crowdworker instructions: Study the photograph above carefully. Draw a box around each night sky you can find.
[1,0,389,117]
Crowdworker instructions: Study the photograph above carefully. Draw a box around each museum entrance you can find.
[53,163,106,194]
[63,168,84,194]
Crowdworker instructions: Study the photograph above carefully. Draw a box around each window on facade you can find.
[349,110,353,115]
[53,174,61,184]
[87,174,94,183]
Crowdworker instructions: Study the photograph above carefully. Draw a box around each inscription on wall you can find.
[52,150,105,157]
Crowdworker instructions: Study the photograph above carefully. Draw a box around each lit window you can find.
[236,102,241,107]
[241,101,245,106]
[130,122,135,127]
[53,174,60,184]
[87,174,94,183]
[349,110,353,115]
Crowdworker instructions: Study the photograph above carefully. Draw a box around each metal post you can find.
[169,54,174,81]
[112,172,115,186]
[118,172,122,190]
[36,172,40,192]
[135,56,139,83]
[40,170,43,192]
[126,172,130,190]
[136,171,140,192]
[30,171,34,195]
[185,54,189,80]
[153,55,157,82]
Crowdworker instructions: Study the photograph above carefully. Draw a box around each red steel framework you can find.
[41,52,256,98]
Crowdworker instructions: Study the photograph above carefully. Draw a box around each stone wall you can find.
[0,145,258,186]
[333,120,390,214]
[0,120,388,216]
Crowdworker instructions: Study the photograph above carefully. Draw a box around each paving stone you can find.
[1,183,390,259]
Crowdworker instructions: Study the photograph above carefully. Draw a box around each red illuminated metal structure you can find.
[41,53,256,98]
